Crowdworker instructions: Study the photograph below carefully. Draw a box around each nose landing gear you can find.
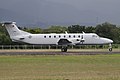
[109,43,112,52]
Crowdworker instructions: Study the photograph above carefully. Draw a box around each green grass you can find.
[0,54,120,80]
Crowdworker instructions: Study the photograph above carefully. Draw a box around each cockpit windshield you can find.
[92,34,99,38]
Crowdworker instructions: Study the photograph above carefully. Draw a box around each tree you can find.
[95,22,120,43]
[24,27,42,34]
[43,26,68,33]
[85,26,95,33]
[0,34,12,44]
[0,24,12,44]
[68,25,85,33]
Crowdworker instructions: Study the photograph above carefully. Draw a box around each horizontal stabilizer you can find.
[1,21,16,25]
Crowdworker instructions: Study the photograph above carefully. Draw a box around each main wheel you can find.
[61,47,67,52]
[109,48,112,52]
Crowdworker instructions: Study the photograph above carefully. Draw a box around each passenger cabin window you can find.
[44,36,46,38]
[54,36,56,38]
[49,36,51,38]
[59,35,61,38]
[69,35,71,38]
[78,35,80,38]
[73,35,75,38]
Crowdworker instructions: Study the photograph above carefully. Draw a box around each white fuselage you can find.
[12,33,113,45]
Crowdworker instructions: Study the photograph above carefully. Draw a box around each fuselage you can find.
[12,33,113,45]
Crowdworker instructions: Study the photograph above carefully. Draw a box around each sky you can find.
[52,0,120,16]
[0,0,120,26]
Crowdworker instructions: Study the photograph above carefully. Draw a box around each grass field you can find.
[0,54,120,80]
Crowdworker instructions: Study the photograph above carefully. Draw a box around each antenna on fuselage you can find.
[82,31,85,34]
[65,31,68,34]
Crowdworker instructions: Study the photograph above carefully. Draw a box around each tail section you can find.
[2,22,22,37]
[1,21,31,41]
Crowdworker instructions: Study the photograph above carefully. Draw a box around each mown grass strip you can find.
[0,54,120,80]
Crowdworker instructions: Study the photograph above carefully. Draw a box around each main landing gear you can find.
[61,46,68,52]
[109,43,112,52]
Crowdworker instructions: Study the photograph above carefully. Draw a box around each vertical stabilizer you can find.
[2,21,30,39]
[3,22,21,37]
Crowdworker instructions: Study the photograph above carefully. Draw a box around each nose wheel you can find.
[109,44,112,52]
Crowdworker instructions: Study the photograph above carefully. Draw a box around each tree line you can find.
[0,22,120,44]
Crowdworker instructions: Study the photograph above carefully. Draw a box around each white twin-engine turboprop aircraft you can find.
[2,21,113,52]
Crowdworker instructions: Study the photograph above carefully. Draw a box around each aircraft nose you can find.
[108,39,113,43]
[101,38,113,44]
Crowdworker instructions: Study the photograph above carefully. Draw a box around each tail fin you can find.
[2,21,30,38]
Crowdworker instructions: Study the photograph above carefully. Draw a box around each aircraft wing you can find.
[58,38,85,45]
[58,39,72,45]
